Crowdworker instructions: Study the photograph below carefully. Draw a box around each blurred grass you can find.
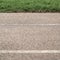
[0,0,60,12]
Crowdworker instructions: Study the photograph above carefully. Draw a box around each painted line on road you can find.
[0,24,60,26]
[0,50,60,53]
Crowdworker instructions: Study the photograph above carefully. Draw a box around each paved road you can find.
[0,13,60,24]
[0,13,60,60]
[0,25,60,50]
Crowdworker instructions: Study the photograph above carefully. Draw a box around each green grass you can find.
[0,0,60,12]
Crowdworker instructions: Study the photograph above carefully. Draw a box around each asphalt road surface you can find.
[0,13,60,60]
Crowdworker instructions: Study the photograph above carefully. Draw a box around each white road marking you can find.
[0,24,60,26]
[0,50,60,53]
